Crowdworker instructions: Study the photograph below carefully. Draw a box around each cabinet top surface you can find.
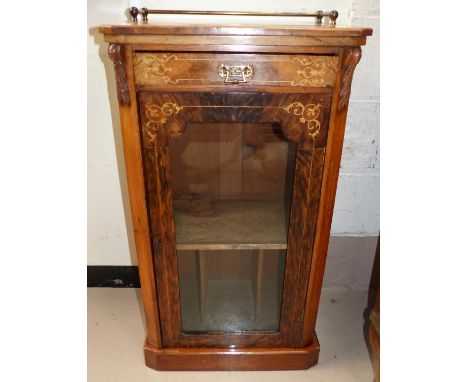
[99,23,372,37]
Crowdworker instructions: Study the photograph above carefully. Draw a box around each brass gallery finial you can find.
[129,7,139,23]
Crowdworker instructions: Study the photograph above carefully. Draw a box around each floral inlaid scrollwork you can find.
[134,54,179,84]
[145,103,183,143]
[142,99,325,146]
[282,102,322,139]
[291,57,338,87]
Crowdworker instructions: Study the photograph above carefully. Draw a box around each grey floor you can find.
[88,288,373,381]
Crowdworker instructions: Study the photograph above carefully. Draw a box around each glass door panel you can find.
[169,123,296,333]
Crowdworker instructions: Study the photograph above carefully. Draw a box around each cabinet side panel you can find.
[301,47,362,346]
[112,44,162,347]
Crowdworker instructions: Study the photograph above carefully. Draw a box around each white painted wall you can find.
[87,0,380,265]
[333,0,380,235]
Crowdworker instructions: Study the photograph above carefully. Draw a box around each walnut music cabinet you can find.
[99,10,372,371]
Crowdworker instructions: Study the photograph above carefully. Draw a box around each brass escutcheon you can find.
[218,64,253,84]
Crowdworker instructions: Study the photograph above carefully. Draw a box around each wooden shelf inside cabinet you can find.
[174,199,288,251]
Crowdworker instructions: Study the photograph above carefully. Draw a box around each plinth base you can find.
[144,332,320,371]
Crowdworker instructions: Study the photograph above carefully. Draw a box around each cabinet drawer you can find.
[133,53,338,88]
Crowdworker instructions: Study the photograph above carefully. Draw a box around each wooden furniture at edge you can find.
[366,238,380,381]
[99,22,373,371]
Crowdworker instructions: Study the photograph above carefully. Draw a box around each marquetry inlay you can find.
[145,103,183,142]
[143,101,322,144]
[133,53,338,87]
[290,57,338,87]
[282,102,322,139]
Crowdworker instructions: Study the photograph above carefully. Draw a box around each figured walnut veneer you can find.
[138,92,331,149]
[100,21,372,371]
[133,53,338,88]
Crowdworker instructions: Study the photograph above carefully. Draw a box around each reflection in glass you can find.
[169,123,296,333]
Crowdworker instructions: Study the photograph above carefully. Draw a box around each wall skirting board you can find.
[87,236,378,290]
[87,266,140,288]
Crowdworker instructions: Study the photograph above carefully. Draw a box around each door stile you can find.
[279,147,326,345]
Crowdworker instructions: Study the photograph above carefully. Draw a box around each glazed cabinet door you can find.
[138,91,332,348]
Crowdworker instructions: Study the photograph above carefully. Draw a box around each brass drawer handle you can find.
[218,64,253,84]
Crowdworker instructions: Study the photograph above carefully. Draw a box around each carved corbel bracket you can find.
[108,44,130,106]
[338,47,362,111]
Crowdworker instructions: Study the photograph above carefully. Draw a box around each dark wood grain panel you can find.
[138,92,332,149]
[279,147,325,344]
[290,148,325,344]
[140,142,178,346]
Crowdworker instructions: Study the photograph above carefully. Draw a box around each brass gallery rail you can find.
[128,7,339,26]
